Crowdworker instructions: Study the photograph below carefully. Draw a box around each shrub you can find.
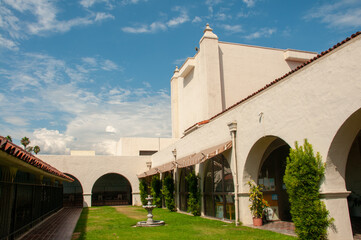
[248,181,269,218]
[151,175,162,208]
[186,171,200,216]
[161,175,175,211]
[284,139,333,240]
[139,178,148,206]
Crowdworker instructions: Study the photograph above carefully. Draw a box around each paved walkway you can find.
[249,219,361,240]
[247,221,297,237]
[19,207,82,240]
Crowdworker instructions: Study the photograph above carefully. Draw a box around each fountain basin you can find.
[136,220,165,227]
[135,195,165,227]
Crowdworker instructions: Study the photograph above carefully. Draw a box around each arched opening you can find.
[179,166,193,212]
[326,107,361,237]
[346,130,361,220]
[244,136,291,222]
[63,174,83,207]
[258,139,291,221]
[203,154,235,220]
[91,173,132,206]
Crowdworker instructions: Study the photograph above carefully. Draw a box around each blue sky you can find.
[1,0,360,155]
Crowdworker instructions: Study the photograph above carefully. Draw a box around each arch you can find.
[91,173,132,206]
[325,108,361,236]
[243,136,291,221]
[325,108,361,192]
[243,135,291,185]
[63,173,83,207]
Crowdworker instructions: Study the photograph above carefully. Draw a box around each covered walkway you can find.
[19,208,82,240]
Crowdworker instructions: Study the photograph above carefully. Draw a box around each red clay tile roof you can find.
[0,136,73,182]
[183,31,361,134]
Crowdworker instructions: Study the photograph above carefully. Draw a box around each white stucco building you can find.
[142,25,361,240]
[36,25,361,239]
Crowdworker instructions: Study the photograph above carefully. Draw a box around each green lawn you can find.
[72,206,295,240]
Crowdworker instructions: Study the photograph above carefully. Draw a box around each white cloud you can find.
[4,116,29,126]
[305,0,361,28]
[122,22,167,34]
[205,0,222,14]
[32,128,74,154]
[1,52,172,155]
[1,0,113,39]
[105,125,116,133]
[80,0,115,9]
[80,0,97,8]
[101,59,119,71]
[192,16,202,23]
[221,24,243,33]
[95,12,115,22]
[243,0,256,8]
[167,7,189,27]
[244,28,276,40]
[0,34,18,50]
[122,6,189,34]
[82,57,97,66]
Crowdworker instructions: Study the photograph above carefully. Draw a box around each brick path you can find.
[19,207,82,240]
[249,221,297,237]
[250,218,361,240]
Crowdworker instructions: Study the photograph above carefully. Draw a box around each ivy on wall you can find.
[284,139,334,240]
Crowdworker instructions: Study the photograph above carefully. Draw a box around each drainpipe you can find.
[228,121,239,226]
[172,148,178,210]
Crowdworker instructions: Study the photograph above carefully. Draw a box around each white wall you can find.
[154,34,361,239]
[115,137,177,156]
[171,25,316,138]
[40,155,150,206]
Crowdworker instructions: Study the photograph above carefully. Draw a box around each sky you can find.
[1,0,361,155]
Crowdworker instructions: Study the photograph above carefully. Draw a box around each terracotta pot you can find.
[253,217,263,226]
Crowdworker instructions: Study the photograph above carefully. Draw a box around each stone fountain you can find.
[136,195,165,227]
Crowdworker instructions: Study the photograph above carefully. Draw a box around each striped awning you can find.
[137,140,232,178]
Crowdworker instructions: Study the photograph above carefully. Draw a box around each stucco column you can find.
[320,192,353,240]
[239,192,253,225]
[228,121,239,226]
[83,193,92,207]
[132,192,141,206]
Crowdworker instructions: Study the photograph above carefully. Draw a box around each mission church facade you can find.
[30,25,361,239]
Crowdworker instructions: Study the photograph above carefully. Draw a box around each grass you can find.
[72,206,296,240]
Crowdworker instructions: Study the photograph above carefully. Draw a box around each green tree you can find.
[161,175,175,211]
[284,139,333,240]
[26,146,33,153]
[151,175,162,208]
[33,145,40,155]
[139,178,148,205]
[5,135,12,142]
[21,136,30,150]
[185,171,200,216]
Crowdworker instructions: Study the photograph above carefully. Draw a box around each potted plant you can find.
[248,181,269,226]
